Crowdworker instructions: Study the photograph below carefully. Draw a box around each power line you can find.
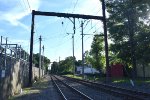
[26,0,32,12]
[19,0,27,13]
[72,0,79,13]
[63,0,79,36]
[84,21,100,34]
[22,0,28,12]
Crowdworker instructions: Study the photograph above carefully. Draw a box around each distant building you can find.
[76,65,100,74]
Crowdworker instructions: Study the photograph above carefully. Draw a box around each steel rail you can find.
[53,75,93,100]
[51,76,67,100]
[62,76,150,100]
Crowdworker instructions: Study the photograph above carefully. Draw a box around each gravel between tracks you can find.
[56,76,122,100]
[52,76,87,100]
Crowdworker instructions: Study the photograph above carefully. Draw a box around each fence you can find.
[0,36,29,100]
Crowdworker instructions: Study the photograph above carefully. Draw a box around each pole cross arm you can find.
[33,10,104,20]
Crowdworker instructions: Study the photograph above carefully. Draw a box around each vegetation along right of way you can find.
[50,0,150,84]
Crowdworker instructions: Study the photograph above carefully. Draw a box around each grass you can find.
[145,80,150,83]
[65,74,82,79]
[65,74,150,86]
[33,79,49,89]
[111,78,130,83]
[9,77,49,100]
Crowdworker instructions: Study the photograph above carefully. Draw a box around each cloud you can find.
[0,0,41,31]
[69,0,102,16]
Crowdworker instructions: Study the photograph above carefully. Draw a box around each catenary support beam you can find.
[33,10,104,20]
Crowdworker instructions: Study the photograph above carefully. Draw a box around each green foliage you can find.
[51,61,59,74]
[75,60,82,66]
[106,0,150,66]
[33,53,50,72]
[84,35,105,72]
[51,56,74,74]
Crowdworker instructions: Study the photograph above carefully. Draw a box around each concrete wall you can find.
[0,54,44,100]
[32,66,44,80]
[0,56,29,100]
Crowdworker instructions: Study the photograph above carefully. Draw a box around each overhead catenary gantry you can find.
[29,0,109,86]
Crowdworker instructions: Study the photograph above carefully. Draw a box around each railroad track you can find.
[55,75,121,100]
[62,75,150,100]
[51,75,93,100]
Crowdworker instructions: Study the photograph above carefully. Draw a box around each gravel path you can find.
[9,75,61,100]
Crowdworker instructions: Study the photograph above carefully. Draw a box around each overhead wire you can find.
[18,0,32,54]
[22,0,28,12]
[63,0,80,36]
[72,0,79,13]
[26,0,32,12]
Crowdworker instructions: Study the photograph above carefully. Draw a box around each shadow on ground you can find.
[9,76,61,100]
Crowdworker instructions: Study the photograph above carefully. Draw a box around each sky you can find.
[0,0,104,62]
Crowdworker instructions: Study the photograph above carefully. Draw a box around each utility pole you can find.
[59,56,60,74]
[42,45,44,76]
[4,37,7,70]
[2,37,7,78]
[73,18,75,76]
[19,45,21,59]
[1,36,2,44]
[29,11,35,86]
[81,21,84,78]
[39,35,42,79]
[67,18,76,76]
[101,0,110,82]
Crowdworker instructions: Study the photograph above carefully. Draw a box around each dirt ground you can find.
[9,75,61,100]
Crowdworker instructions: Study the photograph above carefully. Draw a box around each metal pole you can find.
[4,37,7,70]
[42,45,44,76]
[39,35,42,79]
[1,36,2,44]
[59,56,60,74]
[73,18,75,76]
[81,21,84,78]
[101,0,110,81]
[29,10,35,86]
[16,45,18,59]
[20,45,21,59]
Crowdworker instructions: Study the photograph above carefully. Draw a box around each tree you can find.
[75,60,82,66]
[89,35,105,72]
[52,56,74,74]
[84,50,94,65]
[51,61,59,74]
[33,53,50,72]
[106,0,150,77]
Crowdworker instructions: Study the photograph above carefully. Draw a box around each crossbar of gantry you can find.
[33,10,104,20]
